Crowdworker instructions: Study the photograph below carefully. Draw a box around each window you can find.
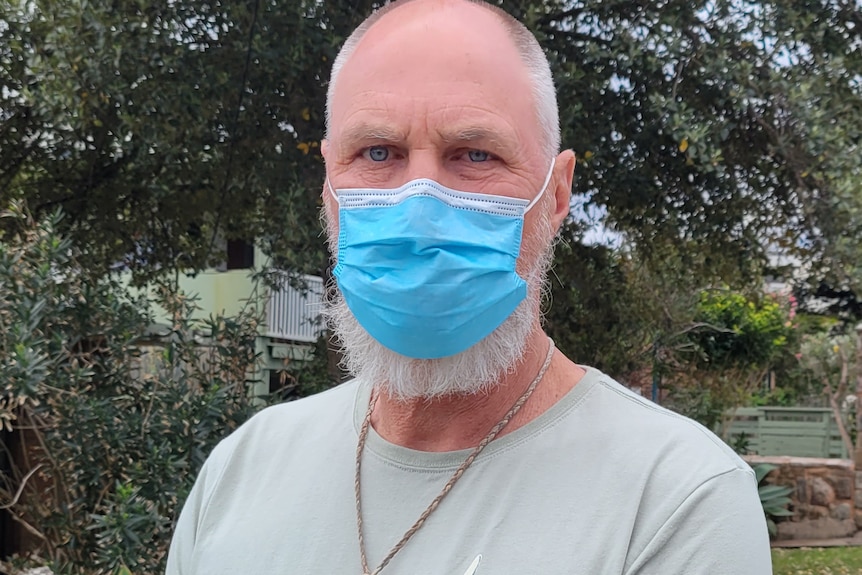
[226,239,254,270]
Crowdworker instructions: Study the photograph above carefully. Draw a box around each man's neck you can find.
[369,330,586,452]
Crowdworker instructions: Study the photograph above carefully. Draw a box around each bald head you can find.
[325,0,560,157]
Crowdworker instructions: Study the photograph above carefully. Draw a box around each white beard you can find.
[323,208,555,401]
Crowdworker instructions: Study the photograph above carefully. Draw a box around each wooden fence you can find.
[722,407,849,459]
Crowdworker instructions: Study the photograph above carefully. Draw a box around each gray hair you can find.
[324,0,561,157]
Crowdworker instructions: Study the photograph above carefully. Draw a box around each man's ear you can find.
[550,149,576,231]
[321,139,330,161]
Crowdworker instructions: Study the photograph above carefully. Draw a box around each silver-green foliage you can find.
[754,463,794,538]
[0,201,270,573]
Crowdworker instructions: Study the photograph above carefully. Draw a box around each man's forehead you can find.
[329,0,536,147]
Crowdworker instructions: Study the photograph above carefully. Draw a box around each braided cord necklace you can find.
[355,338,556,575]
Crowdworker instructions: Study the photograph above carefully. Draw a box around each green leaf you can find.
[759,484,793,499]
[754,463,777,484]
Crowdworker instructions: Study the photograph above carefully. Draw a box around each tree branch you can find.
[207,0,262,260]
[0,464,43,510]
[825,374,854,457]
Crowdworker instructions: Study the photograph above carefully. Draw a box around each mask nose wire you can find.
[327,161,555,211]
[524,159,556,214]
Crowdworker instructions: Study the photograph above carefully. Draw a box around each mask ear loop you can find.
[524,159,556,213]
[325,179,341,204]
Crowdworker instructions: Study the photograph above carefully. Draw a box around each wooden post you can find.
[855,323,862,466]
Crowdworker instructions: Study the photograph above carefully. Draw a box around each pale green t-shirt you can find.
[166,367,772,574]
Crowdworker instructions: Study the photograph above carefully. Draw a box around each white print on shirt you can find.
[462,554,482,575]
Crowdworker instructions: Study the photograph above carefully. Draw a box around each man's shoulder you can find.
[569,369,763,560]
[252,378,361,429]
[208,379,360,466]
[577,368,749,476]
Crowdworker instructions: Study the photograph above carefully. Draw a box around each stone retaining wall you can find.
[745,455,857,541]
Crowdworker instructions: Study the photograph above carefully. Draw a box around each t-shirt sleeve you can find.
[625,467,773,575]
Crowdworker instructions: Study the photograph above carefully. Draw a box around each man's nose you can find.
[403,150,444,184]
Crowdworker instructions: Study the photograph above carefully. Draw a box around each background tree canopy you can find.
[1,0,861,355]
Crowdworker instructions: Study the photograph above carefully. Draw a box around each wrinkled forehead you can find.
[328,1,540,151]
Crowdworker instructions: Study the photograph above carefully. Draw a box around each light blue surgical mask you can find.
[328,161,555,359]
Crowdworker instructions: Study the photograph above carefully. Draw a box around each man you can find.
[166,1,772,573]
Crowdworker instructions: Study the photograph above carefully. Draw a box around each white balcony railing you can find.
[265,273,325,342]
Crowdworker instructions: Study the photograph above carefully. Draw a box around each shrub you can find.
[665,289,797,430]
[0,202,275,573]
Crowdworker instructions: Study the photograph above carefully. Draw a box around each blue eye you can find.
[366,146,389,162]
[468,150,490,162]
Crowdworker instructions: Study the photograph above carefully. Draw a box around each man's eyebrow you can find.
[335,123,518,155]
[338,123,406,150]
[439,126,517,154]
